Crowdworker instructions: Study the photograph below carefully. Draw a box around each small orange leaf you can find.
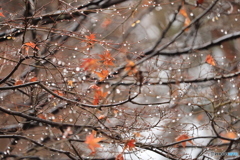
[175,134,193,148]
[85,33,96,41]
[24,42,39,50]
[37,114,47,120]
[125,60,137,75]
[98,51,115,66]
[68,80,73,86]
[221,132,237,143]
[205,55,216,66]
[116,153,124,160]
[101,18,112,28]
[98,115,106,120]
[85,130,105,154]
[80,58,99,71]
[53,90,64,97]
[95,69,109,81]
[93,89,108,105]
[124,139,136,150]
[0,12,5,17]
[179,8,191,30]
[29,77,37,82]
[15,80,24,85]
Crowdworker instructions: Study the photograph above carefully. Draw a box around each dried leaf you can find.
[29,77,37,82]
[0,12,5,17]
[95,69,109,81]
[15,80,24,85]
[85,33,96,41]
[175,134,193,148]
[101,18,112,28]
[24,42,39,50]
[115,153,124,160]
[93,89,108,105]
[85,130,105,154]
[179,8,191,30]
[98,51,115,66]
[80,58,99,71]
[196,0,204,6]
[221,132,237,143]
[124,139,136,150]
[67,80,73,86]
[53,90,64,97]
[125,60,137,75]
[205,55,216,66]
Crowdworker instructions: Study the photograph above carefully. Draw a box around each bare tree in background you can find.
[0,0,240,159]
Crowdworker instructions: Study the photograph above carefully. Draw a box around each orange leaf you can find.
[15,80,24,85]
[125,60,137,75]
[196,0,204,6]
[175,134,193,148]
[53,90,64,97]
[85,130,105,154]
[80,58,99,71]
[95,69,109,81]
[93,89,108,105]
[124,139,136,150]
[101,18,112,28]
[24,42,39,50]
[98,51,115,66]
[179,8,191,29]
[85,33,96,41]
[37,114,47,120]
[0,12,5,17]
[68,80,73,86]
[205,55,216,66]
[221,132,237,143]
[116,153,124,160]
[29,77,37,82]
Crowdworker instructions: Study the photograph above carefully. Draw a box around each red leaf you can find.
[0,12,5,17]
[94,69,109,81]
[84,130,105,154]
[80,58,99,71]
[29,77,37,82]
[15,80,24,85]
[98,51,115,66]
[24,42,39,50]
[205,55,216,66]
[196,0,204,6]
[115,153,124,160]
[124,139,136,150]
[175,134,193,148]
[85,34,96,41]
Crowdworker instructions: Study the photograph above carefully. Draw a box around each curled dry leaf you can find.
[123,139,136,150]
[175,134,193,148]
[205,55,216,66]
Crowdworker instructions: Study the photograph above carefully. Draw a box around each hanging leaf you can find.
[98,51,115,66]
[221,132,237,143]
[93,89,108,105]
[0,12,5,17]
[85,33,96,41]
[175,134,193,148]
[80,58,99,71]
[179,8,191,29]
[95,69,109,81]
[24,42,39,50]
[15,80,24,85]
[205,55,216,66]
[123,139,136,150]
[196,0,204,6]
[84,130,105,154]
[125,60,138,75]
[115,153,124,160]
[67,80,73,86]
[29,77,38,82]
